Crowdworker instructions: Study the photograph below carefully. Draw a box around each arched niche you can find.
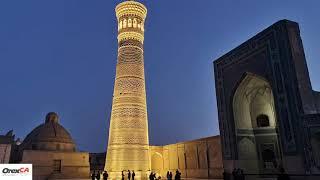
[151,152,163,174]
[119,20,123,30]
[238,137,257,160]
[261,148,277,169]
[233,73,280,172]
[233,74,276,130]
[128,18,132,27]
[133,18,137,28]
[123,19,127,28]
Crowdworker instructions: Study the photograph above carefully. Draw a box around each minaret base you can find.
[105,171,151,180]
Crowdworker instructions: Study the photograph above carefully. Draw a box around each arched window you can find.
[128,18,132,27]
[262,149,277,168]
[133,18,137,28]
[53,160,62,172]
[119,20,123,29]
[257,114,270,127]
[123,19,127,28]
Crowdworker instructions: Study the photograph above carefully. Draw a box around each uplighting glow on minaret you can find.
[105,1,150,179]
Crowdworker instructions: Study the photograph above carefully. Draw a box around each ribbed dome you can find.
[21,112,76,152]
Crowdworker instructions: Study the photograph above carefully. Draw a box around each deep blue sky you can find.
[0,0,319,152]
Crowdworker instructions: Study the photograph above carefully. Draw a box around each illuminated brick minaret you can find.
[105,1,150,179]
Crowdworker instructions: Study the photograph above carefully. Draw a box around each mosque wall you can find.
[150,136,223,179]
[21,150,90,180]
[313,91,320,113]
[214,19,320,177]
[0,144,11,163]
[0,131,16,163]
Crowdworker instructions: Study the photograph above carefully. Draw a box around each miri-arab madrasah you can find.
[1,1,320,180]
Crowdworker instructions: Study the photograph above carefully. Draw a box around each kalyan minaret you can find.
[105,1,150,179]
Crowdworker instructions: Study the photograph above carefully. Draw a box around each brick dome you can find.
[21,112,76,152]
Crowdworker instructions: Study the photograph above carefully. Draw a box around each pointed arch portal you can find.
[232,74,281,173]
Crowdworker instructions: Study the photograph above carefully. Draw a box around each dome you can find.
[21,112,76,152]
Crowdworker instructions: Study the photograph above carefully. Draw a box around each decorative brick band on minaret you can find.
[105,1,150,179]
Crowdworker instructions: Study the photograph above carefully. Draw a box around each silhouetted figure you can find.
[96,171,101,180]
[223,171,229,180]
[132,170,135,180]
[167,171,170,180]
[122,171,125,180]
[174,170,181,180]
[277,168,290,180]
[232,168,237,180]
[128,170,131,180]
[232,168,244,180]
[169,172,173,180]
[91,171,96,180]
[149,172,154,180]
[103,171,108,180]
[239,169,245,180]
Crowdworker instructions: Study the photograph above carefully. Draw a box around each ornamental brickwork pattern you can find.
[105,1,150,177]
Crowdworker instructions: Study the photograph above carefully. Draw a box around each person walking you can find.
[167,171,170,180]
[169,172,173,180]
[232,168,238,180]
[91,171,96,180]
[128,170,131,180]
[149,172,155,180]
[122,171,125,180]
[223,170,229,180]
[152,172,156,180]
[239,169,245,180]
[132,170,135,180]
[174,170,181,180]
[277,168,290,180]
[96,171,101,180]
[103,171,108,180]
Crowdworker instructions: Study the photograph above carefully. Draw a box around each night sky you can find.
[0,0,319,152]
